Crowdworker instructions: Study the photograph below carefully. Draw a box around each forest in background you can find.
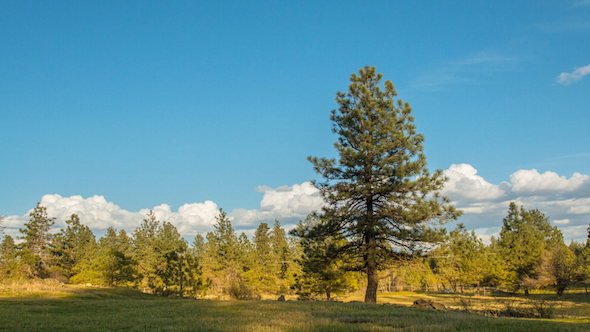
[1,201,589,300]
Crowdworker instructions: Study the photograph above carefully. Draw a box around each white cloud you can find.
[4,168,589,244]
[556,63,590,85]
[141,201,220,235]
[441,164,590,242]
[510,169,589,194]
[560,224,589,243]
[4,194,143,230]
[230,182,324,226]
[472,227,501,244]
[563,198,590,214]
[3,195,221,236]
[3,182,324,238]
[442,164,506,202]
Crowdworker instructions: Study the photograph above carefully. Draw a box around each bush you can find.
[528,297,556,319]
[224,270,256,300]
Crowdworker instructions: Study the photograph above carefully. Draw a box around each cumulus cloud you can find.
[3,182,324,238]
[441,164,506,202]
[4,168,589,244]
[441,164,590,242]
[140,201,220,235]
[510,169,590,195]
[4,194,143,231]
[3,195,220,236]
[556,63,590,85]
[231,182,324,226]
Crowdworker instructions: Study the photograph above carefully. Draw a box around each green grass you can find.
[1,284,589,331]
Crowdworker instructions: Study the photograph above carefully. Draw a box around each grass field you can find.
[1,281,589,331]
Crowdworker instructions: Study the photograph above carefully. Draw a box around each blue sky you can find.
[1,1,589,242]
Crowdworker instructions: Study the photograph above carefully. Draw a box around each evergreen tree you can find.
[0,235,20,279]
[200,209,245,296]
[95,227,136,287]
[212,209,240,269]
[581,244,590,292]
[309,66,460,303]
[201,231,220,289]
[394,257,437,290]
[133,210,161,291]
[0,235,16,261]
[191,234,205,259]
[0,215,4,238]
[291,214,360,301]
[237,231,254,272]
[430,223,486,292]
[254,223,272,260]
[251,222,275,291]
[51,214,97,280]
[117,229,133,254]
[494,202,562,294]
[270,220,291,284]
[155,221,201,295]
[18,203,56,277]
[237,231,261,294]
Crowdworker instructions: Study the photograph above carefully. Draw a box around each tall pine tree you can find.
[270,220,292,292]
[51,214,97,280]
[309,66,460,303]
[251,222,275,291]
[19,203,56,277]
[95,227,136,286]
[133,210,161,291]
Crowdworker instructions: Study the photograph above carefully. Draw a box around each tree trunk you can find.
[365,261,378,303]
[364,231,378,304]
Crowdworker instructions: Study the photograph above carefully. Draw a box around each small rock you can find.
[411,299,446,310]
[431,302,446,310]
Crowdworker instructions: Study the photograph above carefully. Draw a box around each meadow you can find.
[1,281,589,332]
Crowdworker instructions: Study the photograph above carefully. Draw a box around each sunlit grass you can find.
[1,282,589,331]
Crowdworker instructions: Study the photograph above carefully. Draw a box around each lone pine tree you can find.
[309,66,460,303]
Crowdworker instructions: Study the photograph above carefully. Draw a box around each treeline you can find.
[0,205,202,296]
[392,202,590,298]
[0,204,361,299]
[1,202,589,299]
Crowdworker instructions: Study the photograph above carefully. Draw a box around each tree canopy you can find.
[309,66,461,303]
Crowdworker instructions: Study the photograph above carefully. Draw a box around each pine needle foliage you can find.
[309,66,461,303]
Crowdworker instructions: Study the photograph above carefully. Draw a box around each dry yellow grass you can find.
[0,279,117,300]
[2,281,589,329]
[342,290,590,323]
